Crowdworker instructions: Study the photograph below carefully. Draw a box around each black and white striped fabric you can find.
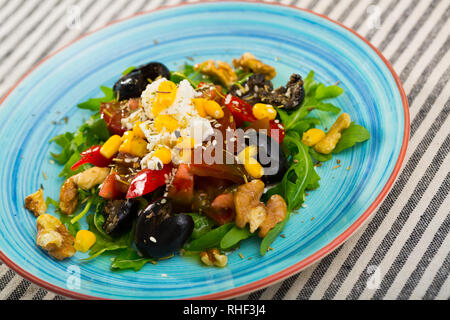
[0,0,448,300]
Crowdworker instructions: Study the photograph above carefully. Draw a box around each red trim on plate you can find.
[0,0,409,300]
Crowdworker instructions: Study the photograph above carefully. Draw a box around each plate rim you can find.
[0,0,410,300]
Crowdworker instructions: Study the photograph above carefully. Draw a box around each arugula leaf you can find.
[170,63,205,88]
[187,213,215,239]
[111,248,152,272]
[260,210,290,256]
[220,226,254,250]
[45,197,80,236]
[50,112,110,179]
[84,214,133,260]
[77,86,115,111]
[315,84,344,100]
[122,66,136,76]
[309,148,332,163]
[261,132,318,255]
[279,71,343,131]
[333,123,370,154]
[184,223,234,251]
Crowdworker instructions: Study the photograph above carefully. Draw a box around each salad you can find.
[24,53,370,270]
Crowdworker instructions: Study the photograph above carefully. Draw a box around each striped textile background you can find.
[0,0,448,300]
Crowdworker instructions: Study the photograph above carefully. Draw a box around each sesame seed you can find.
[149,236,157,243]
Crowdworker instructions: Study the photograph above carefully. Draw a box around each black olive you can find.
[271,74,305,111]
[113,62,170,101]
[244,131,287,184]
[134,199,194,258]
[103,199,139,237]
[229,74,273,105]
[229,73,304,112]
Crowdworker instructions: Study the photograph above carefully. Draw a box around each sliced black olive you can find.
[114,62,170,101]
[271,74,305,111]
[244,131,287,184]
[103,199,139,237]
[229,73,305,112]
[229,74,273,106]
[134,199,194,258]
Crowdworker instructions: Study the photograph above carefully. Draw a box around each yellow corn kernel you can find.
[237,146,263,179]
[315,113,351,154]
[244,161,264,179]
[252,103,277,121]
[100,135,122,158]
[237,146,258,163]
[152,81,177,116]
[192,98,207,117]
[133,121,145,138]
[204,100,224,119]
[302,128,326,147]
[176,137,196,149]
[153,147,172,164]
[119,131,148,157]
[74,230,96,253]
[154,115,179,133]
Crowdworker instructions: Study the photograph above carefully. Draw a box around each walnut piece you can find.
[36,214,76,260]
[234,180,287,237]
[59,167,110,215]
[59,178,78,215]
[195,60,237,88]
[232,52,276,80]
[24,189,47,217]
[258,195,287,238]
[200,248,228,267]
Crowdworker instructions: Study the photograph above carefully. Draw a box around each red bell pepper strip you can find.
[126,164,173,199]
[71,145,112,171]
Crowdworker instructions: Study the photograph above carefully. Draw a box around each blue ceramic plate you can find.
[0,2,408,299]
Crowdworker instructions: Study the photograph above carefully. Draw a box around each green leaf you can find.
[185,223,234,251]
[220,226,254,250]
[260,210,290,256]
[122,66,136,76]
[84,214,132,260]
[309,148,332,162]
[50,112,111,179]
[78,86,115,111]
[45,197,80,236]
[333,123,370,154]
[187,213,215,239]
[314,102,341,114]
[111,248,152,271]
[315,84,344,100]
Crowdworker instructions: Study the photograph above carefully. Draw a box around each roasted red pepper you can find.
[223,95,257,127]
[70,145,112,171]
[126,164,173,199]
[224,95,285,143]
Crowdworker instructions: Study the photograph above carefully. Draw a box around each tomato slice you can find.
[126,164,173,199]
[190,163,246,184]
[71,145,112,171]
[223,95,257,127]
[99,172,125,199]
[205,193,235,225]
[167,164,194,206]
[100,102,127,136]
